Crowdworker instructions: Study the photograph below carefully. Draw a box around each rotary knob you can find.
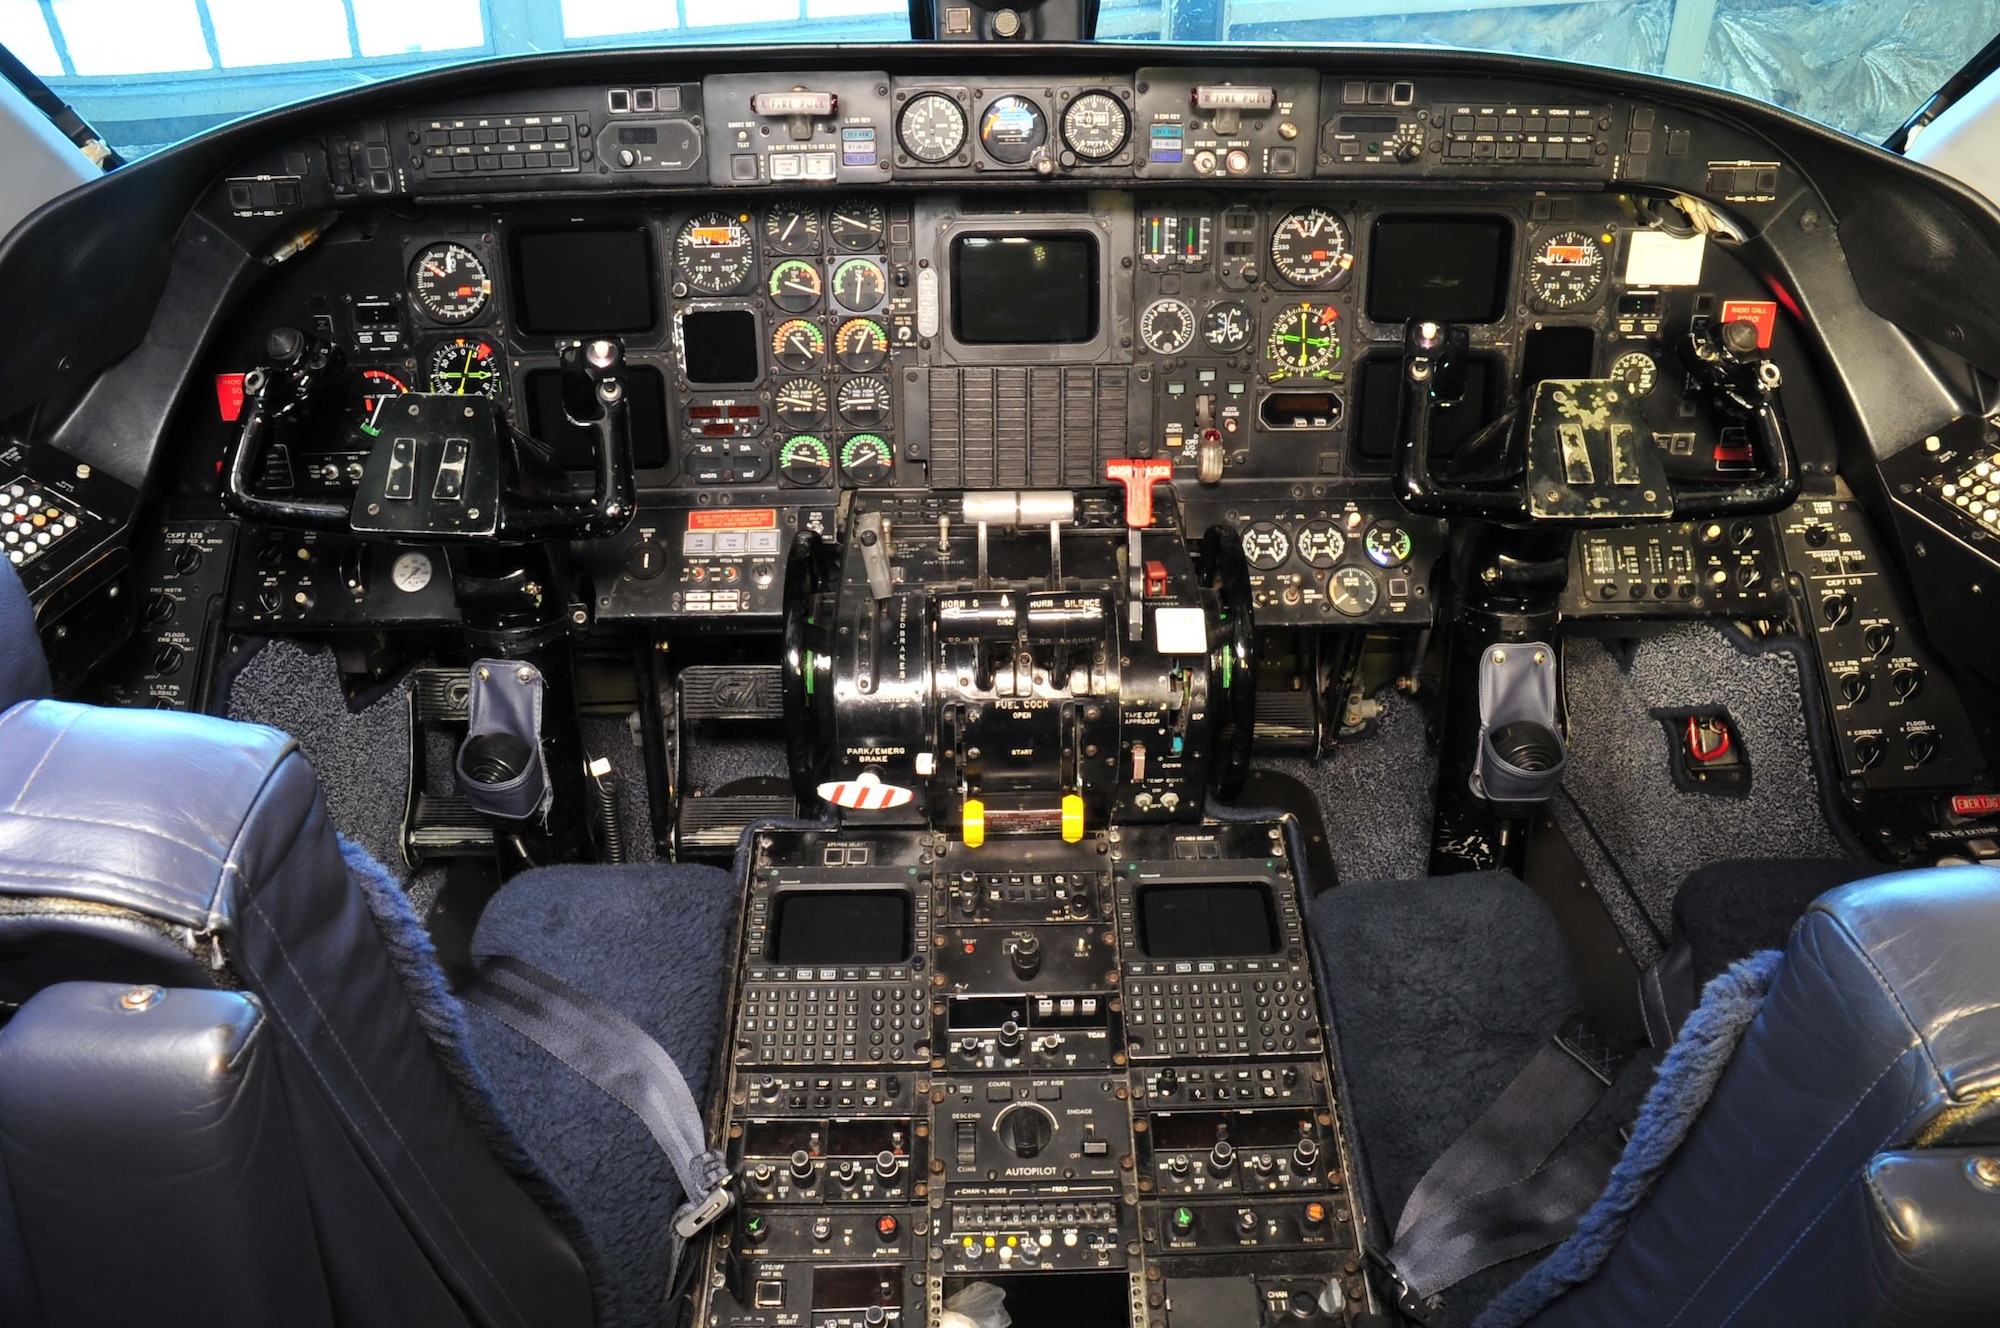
[789,1149,817,1184]
[1208,1139,1237,1176]
[1008,934,1043,980]
[997,1019,1024,1054]
[998,1104,1055,1158]
[1292,1137,1320,1175]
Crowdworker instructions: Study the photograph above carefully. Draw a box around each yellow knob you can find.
[1061,793,1084,843]
[962,798,986,848]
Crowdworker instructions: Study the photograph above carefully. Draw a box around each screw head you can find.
[516,666,536,684]
[1972,1156,2000,1189]
[120,985,164,1012]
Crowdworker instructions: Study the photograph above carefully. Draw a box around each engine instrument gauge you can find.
[837,376,893,427]
[835,318,888,372]
[831,258,886,312]
[779,435,832,486]
[1529,231,1607,309]
[841,433,894,485]
[898,92,968,164]
[979,95,1047,165]
[1266,304,1342,378]
[1061,91,1129,161]
[409,243,490,323]
[1139,298,1196,356]
[763,201,821,255]
[772,318,826,372]
[1202,301,1252,353]
[773,377,828,428]
[1610,350,1658,396]
[1269,209,1354,288]
[1295,520,1345,568]
[1241,521,1290,569]
[829,202,885,252]
[355,369,409,436]
[1329,566,1379,616]
[427,338,502,397]
[676,212,755,293]
[1365,521,1413,567]
[768,259,823,313]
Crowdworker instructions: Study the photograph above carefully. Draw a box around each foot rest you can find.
[677,665,783,722]
[676,791,794,855]
[406,793,494,862]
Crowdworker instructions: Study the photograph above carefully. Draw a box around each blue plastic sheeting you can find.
[1227,0,2000,144]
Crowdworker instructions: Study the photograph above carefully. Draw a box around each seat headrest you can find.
[0,559,50,710]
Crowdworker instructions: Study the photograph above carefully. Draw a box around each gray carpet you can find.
[225,640,415,878]
[1259,691,1437,882]
[1553,627,1848,968]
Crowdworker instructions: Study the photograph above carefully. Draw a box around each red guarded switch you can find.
[1144,560,1170,598]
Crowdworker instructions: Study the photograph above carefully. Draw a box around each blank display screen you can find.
[771,892,912,965]
[680,309,760,386]
[523,366,669,470]
[1136,882,1280,959]
[1367,216,1512,324]
[951,233,1098,344]
[513,229,656,334]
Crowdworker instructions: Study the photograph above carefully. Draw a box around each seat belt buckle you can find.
[673,1177,735,1239]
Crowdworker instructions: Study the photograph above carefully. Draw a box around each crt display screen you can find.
[680,309,761,386]
[770,891,912,966]
[513,229,656,334]
[951,233,1098,344]
[523,366,669,470]
[1135,882,1280,959]
[1366,216,1513,324]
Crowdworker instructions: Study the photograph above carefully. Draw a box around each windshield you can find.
[2,0,1995,158]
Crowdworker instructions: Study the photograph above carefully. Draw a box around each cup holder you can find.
[1479,719,1567,802]
[460,732,534,788]
[455,660,553,822]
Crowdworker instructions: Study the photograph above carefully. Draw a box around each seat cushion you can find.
[0,561,48,711]
[1308,872,1582,1232]
[465,863,740,1328]
[1672,856,1885,987]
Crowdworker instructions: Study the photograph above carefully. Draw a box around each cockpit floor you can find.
[1552,625,1860,966]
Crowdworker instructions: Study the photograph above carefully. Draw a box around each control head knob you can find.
[1892,666,1925,700]
[1907,731,1940,765]
[1167,1153,1191,1176]
[1292,1137,1320,1174]
[1823,592,1855,626]
[1249,1151,1277,1176]
[865,1307,887,1325]
[1008,934,1043,979]
[1001,1105,1055,1158]
[1839,670,1870,704]
[997,1019,1024,1053]
[1156,1067,1180,1096]
[789,1149,817,1183]
[811,1214,833,1241]
[1864,623,1897,657]
[835,1159,860,1184]
[265,326,306,363]
[875,1149,901,1180]
[1854,734,1886,770]
[1208,1139,1237,1176]
[1235,1207,1259,1235]
[1721,319,1762,355]
[1395,139,1423,163]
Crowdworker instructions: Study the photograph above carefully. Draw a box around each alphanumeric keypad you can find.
[1123,975,1318,1059]
[739,983,930,1064]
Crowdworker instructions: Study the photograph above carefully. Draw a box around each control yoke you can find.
[220,328,637,542]
[1394,315,1799,524]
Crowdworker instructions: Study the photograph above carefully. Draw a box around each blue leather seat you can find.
[0,561,738,1328]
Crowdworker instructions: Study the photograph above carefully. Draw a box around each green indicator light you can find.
[1173,1207,1196,1231]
